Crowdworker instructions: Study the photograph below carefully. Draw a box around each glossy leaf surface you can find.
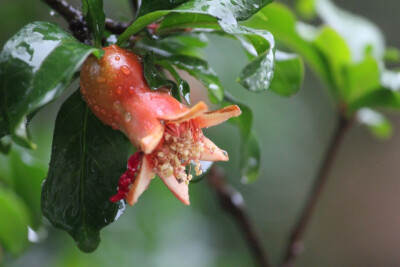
[161,55,223,102]
[41,91,130,253]
[268,51,304,97]
[0,21,103,148]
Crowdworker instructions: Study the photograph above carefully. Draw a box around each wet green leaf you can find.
[0,22,103,149]
[41,91,130,253]
[224,94,260,182]
[157,60,191,104]
[242,3,330,89]
[0,186,30,256]
[142,51,176,90]
[160,55,223,102]
[117,0,272,44]
[82,0,106,47]
[268,51,304,97]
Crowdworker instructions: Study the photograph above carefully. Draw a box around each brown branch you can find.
[43,0,129,42]
[208,166,270,267]
[281,113,353,266]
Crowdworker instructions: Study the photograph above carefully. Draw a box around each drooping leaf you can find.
[82,0,106,47]
[41,91,130,253]
[0,186,30,256]
[160,55,223,102]
[356,108,392,139]
[268,51,304,97]
[224,94,260,182]
[0,22,103,149]
[157,60,191,104]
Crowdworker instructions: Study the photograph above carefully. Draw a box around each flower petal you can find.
[201,137,229,161]
[126,156,154,206]
[194,105,241,128]
[169,101,208,123]
[158,172,190,205]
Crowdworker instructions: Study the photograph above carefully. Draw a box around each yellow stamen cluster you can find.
[154,123,205,184]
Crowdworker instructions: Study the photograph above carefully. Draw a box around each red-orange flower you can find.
[80,45,241,206]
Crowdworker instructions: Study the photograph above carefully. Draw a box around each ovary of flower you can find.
[80,44,241,206]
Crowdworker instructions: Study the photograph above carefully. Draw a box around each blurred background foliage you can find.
[1,0,400,266]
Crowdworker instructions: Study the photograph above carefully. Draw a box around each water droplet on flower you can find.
[116,86,122,95]
[124,112,132,122]
[128,86,135,95]
[115,55,121,61]
[222,150,228,157]
[120,65,131,75]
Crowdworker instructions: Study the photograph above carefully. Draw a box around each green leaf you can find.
[315,0,385,61]
[142,51,176,91]
[135,33,208,58]
[10,150,46,230]
[0,186,30,256]
[0,22,103,149]
[224,94,260,182]
[82,0,106,47]
[384,47,400,63]
[138,0,189,17]
[41,91,130,253]
[160,55,223,102]
[157,60,191,104]
[242,3,330,90]
[342,56,380,102]
[348,89,400,113]
[0,138,11,155]
[313,26,351,95]
[295,0,316,19]
[268,51,304,97]
[356,108,392,139]
[117,0,272,44]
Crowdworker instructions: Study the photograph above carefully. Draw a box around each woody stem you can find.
[208,166,270,267]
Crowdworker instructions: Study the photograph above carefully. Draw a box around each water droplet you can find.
[49,10,55,16]
[124,112,132,122]
[116,86,122,95]
[115,55,121,61]
[222,150,228,157]
[128,86,135,95]
[120,65,131,75]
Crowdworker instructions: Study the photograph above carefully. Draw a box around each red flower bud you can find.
[80,45,241,206]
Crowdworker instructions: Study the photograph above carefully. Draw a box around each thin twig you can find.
[208,166,270,267]
[43,0,129,41]
[281,112,353,266]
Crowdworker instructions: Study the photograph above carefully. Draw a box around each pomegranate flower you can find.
[80,45,241,206]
